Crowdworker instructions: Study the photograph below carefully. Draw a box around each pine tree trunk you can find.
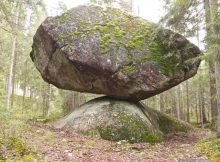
[198,84,207,126]
[10,45,18,109]
[204,0,219,130]
[156,95,160,111]
[6,3,20,110]
[210,0,220,132]
[186,81,190,122]
[171,88,176,117]
[195,93,199,123]
[42,82,50,117]
[62,92,86,115]
[159,93,164,113]
[176,86,181,120]
[6,36,17,110]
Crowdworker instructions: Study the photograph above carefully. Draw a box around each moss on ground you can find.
[196,136,220,160]
[0,136,36,161]
[7,136,30,156]
[151,109,193,134]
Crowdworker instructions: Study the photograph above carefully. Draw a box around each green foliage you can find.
[0,135,37,161]
[0,135,28,159]
[160,0,201,35]
[23,154,37,162]
[7,136,29,156]
[196,136,220,159]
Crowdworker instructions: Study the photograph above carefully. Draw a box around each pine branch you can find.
[0,26,13,34]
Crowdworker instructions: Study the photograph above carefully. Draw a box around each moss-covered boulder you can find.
[54,96,192,143]
[151,109,193,134]
[31,5,201,101]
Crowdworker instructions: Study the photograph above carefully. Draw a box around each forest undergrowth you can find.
[0,107,218,162]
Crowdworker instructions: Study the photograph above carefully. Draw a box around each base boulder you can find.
[54,97,192,143]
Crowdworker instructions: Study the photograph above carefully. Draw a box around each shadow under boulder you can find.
[54,96,193,143]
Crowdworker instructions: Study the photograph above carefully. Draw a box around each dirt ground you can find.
[19,122,210,162]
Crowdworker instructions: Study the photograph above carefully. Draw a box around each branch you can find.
[0,26,13,34]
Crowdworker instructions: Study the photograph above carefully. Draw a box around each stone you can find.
[30,5,201,101]
[54,96,193,143]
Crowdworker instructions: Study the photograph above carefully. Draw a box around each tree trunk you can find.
[10,55,17,108]
[119,0,133,13]
[6,37,17,109]
[6,3,20,110]
[42,82,50,117]
[62,92,86,115]
[195,93,199,123]
[210,0,220,131]
[186,81,190,122]
[137,0,140,16]
[156,95,160,111]
[21,60,28,113]
[176,86,181,120]
[159,93,164,113]
[204,0,219,130]
[198,84,207,126]
[171,88,176,117]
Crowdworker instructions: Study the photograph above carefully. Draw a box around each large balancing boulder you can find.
[30,5,201,101]
[54,97,192,143]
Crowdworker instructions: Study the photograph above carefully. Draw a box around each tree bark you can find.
[186,81,190,122]
[42,82,50,117]
[10,54,18,108]
[198,84,207,125]
[195,93,199,123]
[6,36,17,109]
[159,93,164,113]
[204,0,219,130]
[119,0,133,13]
[176,86,181,120]
[210,0,220,130]
[6,3,20,110]
[62,92,86,115]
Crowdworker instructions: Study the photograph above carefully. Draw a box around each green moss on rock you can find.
[57,12,70,23]
[56,6,187,76]
[55,97,195,144]
[151,109,193,134]
[78,112,163,143]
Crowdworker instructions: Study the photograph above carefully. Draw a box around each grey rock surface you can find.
[31,5,201,101]
[54,96,192,143]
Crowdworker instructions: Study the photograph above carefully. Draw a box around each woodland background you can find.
[0,0,220,160]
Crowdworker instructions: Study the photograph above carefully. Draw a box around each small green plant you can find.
[113,140,130,147]
[7,136,29,156]
[23,154,37,162]
[43,131,55,142]
[85,140,96,147]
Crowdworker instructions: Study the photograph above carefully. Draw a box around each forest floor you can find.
[5,121,210,162]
